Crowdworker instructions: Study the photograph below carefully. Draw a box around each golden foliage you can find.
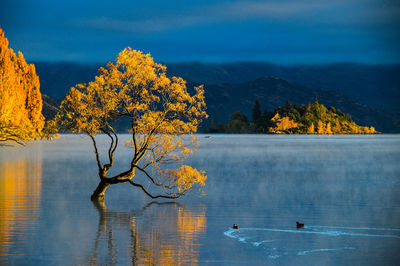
[0,29,44,143]
[269,113,298,133]
[333,118,341,133]
[162,165,207,194]
[57,48,207,136]
[307,123,315,134]
[325,122,332,134]
[317,120,324,134]
[54,47,208,198]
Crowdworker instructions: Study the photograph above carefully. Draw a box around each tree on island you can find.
[252,99,262,122]
[53,48,208,201]
[225,111,250,133]
[0,28,45,144]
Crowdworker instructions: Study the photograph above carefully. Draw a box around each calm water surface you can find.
[0,134,399,265]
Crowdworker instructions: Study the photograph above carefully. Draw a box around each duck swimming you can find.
[296,221,305,228]
[233,224,239,229]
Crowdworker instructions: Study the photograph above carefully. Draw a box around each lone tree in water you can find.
[54,48,208,201]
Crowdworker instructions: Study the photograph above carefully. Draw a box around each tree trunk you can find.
[91,180,110,201]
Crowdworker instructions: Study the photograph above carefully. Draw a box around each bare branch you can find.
[131,115,139,157]
[101,128,114,163]
[89,134,103,172]
[134,164,173,189]
[127,180,181,199]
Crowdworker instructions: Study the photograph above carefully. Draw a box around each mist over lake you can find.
[1,134,399,265]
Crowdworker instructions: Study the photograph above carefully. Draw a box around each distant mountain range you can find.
[35,61,400,132]
[167,62,400,113]
[200,77,399,132]
[35,62,101,101]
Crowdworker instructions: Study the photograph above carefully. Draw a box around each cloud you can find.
[72,1,321,33]
[71,0,400,34]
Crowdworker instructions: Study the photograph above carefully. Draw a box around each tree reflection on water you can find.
[87,200,207,265]
[0,147,42,260]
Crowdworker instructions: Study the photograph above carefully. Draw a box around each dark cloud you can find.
[0,0,399,63]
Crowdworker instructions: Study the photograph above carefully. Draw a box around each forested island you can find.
[206,99,378,134]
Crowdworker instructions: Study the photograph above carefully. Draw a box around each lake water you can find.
[0,134,399,265]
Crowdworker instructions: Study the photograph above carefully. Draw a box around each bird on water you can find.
[296,221,305,228]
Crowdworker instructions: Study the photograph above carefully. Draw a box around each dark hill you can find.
[42,94,60,120]
[168,62,400,113]
[35,62,101,101]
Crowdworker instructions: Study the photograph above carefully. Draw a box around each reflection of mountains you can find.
[0,147,42,258]
[87,201,207,265]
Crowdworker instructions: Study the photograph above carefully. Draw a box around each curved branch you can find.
[0,128,27,146]
[131,115,139,157]
[110,127,118,157]
[127,180,181,199]
[134,165,173,189]
[0,137,25,146]
[134,128,156,164]
[101,126,118,170]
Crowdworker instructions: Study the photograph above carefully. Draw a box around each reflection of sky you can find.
[0,0,399,64]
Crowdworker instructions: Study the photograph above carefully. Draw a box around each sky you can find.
[1,0,399,64]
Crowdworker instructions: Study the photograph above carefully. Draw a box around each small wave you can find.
[297,247,355,256]
[268,252,288,259]
[252,240,274,247]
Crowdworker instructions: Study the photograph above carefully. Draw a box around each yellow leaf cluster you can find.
[307,123,315,134]
[269,113,298,133]
[317,120,324,134]
[307,119,377,134]
[163,165,207,194]
[308,120,333,134]
[0,29,44,142]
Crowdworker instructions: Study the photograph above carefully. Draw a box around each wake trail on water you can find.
[223,225,400,259]
[307,225,400,231]
[224,226,400,239]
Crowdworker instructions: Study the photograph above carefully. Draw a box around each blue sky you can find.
[1,0,399,64]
